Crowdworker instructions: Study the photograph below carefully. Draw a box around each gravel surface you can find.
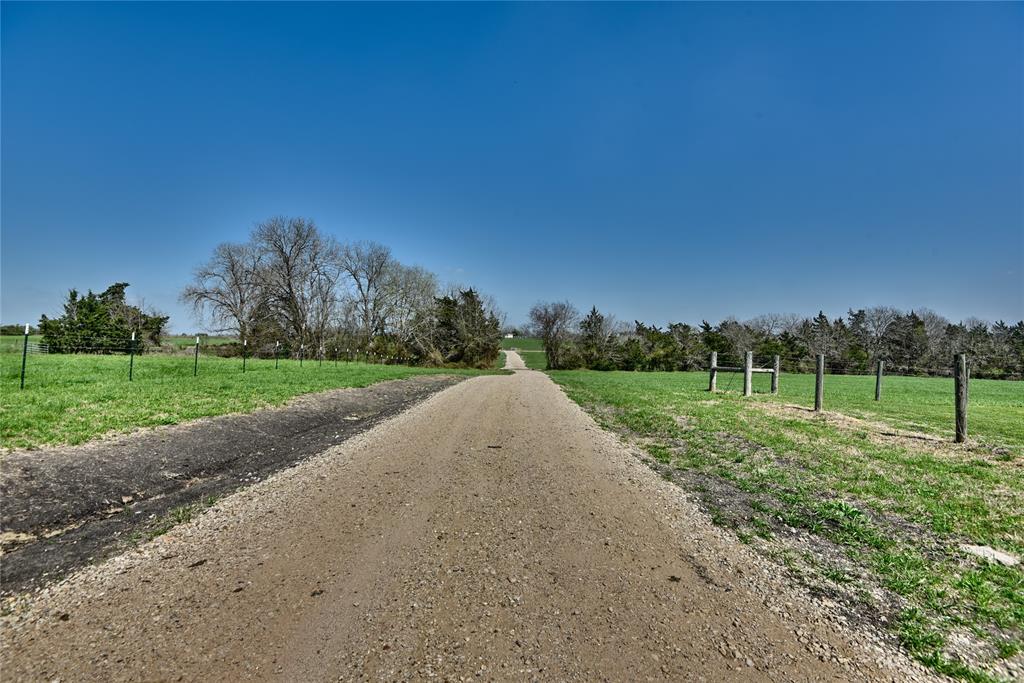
[0,353,939,681]
[0,375,463,595]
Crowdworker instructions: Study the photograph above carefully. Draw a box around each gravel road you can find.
[1,352,937,681]
[1,375,463,595]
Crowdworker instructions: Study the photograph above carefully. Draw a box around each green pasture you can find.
[501,336,544,351]
[0,334,42,353]
[1,352,500,450]
[519,350,548,370]
[164,334,236,348]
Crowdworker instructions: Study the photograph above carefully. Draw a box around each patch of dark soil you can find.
[0,375,463,595]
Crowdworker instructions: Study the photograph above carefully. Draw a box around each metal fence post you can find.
[242,339,247,373]
[275,341,280,369]
[129,331,136,382]
[19,324,29,390]
[194,336,200,376]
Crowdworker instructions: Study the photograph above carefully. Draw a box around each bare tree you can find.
[863,306,900,359]
[719,317,756,359]
[253,216,342,350]
[916,308,950,356]
[385,264,438,340]
[747,313,799,337]
[529,301,579,369]
[180,242,266,340]
[339,240,394,345]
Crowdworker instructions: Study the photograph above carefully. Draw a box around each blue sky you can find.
[2,2,1021,331]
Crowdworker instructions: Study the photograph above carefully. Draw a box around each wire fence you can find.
[3,333,1010,446]
[4,333,419,391]
[705,351,984,443]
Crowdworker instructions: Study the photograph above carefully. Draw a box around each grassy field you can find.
[164,334,236,348]
[520,350,548,370]
[550,369,1023,680]
[748,370,1023,450]
[501,336,544,351]
[1,353,500,450]
[0,334,42,353]
[0,334,237,352]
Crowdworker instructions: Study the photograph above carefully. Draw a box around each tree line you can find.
[529,303,1024,379]
[180,216,501,368]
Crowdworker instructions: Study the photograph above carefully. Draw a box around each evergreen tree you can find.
[579,307,615,370]
[39,283,168,353]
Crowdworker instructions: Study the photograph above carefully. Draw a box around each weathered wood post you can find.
[743,351,753,397]
[954,354,968,443]
[875,360,884,401]
[771,355,780,394]
[814,354,824,412]
[708,351,718,392]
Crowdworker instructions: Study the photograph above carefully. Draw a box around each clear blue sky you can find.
[2,2,1022,331]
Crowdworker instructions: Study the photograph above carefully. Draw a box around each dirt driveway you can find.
[1,375,462,595]
[1,352,935,681]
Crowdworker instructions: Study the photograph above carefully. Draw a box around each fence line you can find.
[11,330,417,391]
[707,350,976,444]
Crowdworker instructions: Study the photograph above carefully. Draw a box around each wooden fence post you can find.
[954,354,968,443]
[771,355,780,394]
[814,354,824,412]
[875,360,884,401]
[743,351,753,397]
[708,351,717,392]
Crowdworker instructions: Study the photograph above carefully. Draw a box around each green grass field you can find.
[550,369,1023,680]
[164,334,236,348]
[747,369,1023,450]
[501,336,544,351]
[1,353,499,450]
[0,334,42,353]
[519,350,548,370]
[0,333,237,352]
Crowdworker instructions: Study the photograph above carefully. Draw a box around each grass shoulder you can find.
[1,353,503,450]
[549,369,1023,681]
